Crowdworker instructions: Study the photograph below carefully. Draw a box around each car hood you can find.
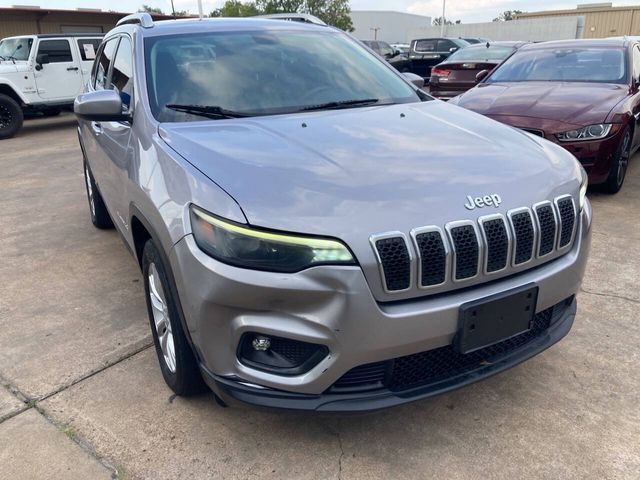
[159,101,580,238]
[455,81,626,126]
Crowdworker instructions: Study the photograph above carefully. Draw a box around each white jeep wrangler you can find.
[0,33,102,139]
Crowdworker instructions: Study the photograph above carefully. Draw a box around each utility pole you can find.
[370,27,381,40]
[440,0,446,37]
[197,0,203,19]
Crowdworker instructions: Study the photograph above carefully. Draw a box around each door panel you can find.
[34,39,83,100]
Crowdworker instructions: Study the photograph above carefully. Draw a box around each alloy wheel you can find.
[148,263,176,373]
[0,104,13,129]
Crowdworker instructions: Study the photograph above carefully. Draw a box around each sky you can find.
[0,0,634,23]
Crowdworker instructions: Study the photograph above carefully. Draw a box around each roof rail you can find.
[116,12,154,28]
[256,13,326,26]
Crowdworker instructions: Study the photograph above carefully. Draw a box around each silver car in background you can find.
[75,13,591,411]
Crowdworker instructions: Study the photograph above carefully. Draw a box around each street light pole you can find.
[370,27,381,40]
[440,0,446,37]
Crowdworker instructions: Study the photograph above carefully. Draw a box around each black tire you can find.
[0,93,24,140]
[42,108,61,117]
[142,239,207,396]
[83,161,114,229]
[603,126,632,194]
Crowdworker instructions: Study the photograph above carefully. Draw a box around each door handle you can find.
[91,122,103,135]
[67,66,79,71]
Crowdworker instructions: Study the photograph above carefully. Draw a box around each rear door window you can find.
[77,39,101,62]
[37,39,73,63]
[414,40,436,52]
[437,39,458,53]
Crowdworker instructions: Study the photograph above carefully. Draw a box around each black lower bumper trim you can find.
[201,299,576,412]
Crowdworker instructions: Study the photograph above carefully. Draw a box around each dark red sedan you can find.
[429,41,527,100]
[450,39,640,193]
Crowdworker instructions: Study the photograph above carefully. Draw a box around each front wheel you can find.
[142,239,207,396]
[0,93,24,140]
[603,126,632,194]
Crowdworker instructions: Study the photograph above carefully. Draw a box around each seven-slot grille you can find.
[372,196,578,293]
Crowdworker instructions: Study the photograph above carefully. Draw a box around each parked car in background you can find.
[391,43,410,53]
[461,37,491,44]
[362,40,411,72]
[430,41,527,100]
[76,13,591,411]
[408,37,470,80]
[451,39,640,193]
[0,33,102,139]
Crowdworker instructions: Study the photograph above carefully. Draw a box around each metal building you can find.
[518,2,640,38]
[350,10,432,43]
[0,6,176,38]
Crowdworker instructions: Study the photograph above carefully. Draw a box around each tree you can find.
[173,10,190,16]
[210,0,353,31]
[210,0,260,17]
[140,4,163,14]
[432,16,459,26]
[493,10,525,21]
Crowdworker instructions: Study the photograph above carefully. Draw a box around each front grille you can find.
[370,196,577,295]
[449,224,479,280]
[510,210,535,265]
[534,203,557,257]
[331,299,571,393]
[556,196,576,248]
[375,236,411,292]
[414,229,447,287]
[481,217,509,273]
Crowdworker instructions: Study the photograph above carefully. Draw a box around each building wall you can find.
[407,17,584,43]
[0,9,174,38]
[519,5,640,38]
[351,10,431,43]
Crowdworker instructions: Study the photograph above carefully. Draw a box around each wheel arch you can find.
[0,83,26,105]
[129,205,202,362]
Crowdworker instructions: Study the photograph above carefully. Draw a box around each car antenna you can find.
[486,41,490,48]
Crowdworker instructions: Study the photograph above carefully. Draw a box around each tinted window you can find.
[446,45,515,62]
[437,40,457,52]
[414,39,436,52]
[77,39,101,62]
[378,42,394,57]
[488,47,627,84]
[110,37,134,109]
[145,30,420,122]
[37,39,72,63]
[94,38,118,90]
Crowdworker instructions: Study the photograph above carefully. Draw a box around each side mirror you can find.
[403,72,425,89]
[74,89,131,122]
[35,53,49,71]
[449,47,458,53]
[476,69,490,83]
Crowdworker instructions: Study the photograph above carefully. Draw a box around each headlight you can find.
[190,206,355,273]
[556,124,613,142]
[579,168,588,210]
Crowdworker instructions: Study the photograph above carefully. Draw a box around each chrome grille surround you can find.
[369,196,578,296]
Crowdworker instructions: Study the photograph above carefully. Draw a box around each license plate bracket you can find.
[455,284,539,354]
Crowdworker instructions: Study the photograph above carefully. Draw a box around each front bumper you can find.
[169,201,592,410]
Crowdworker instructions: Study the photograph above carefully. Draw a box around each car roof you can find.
[113,17,332,38]
[36,33,104,38]
[462,41,526,48]
[520,38,630,51]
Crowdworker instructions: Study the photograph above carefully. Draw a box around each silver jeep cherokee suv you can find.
[75,13,592,411]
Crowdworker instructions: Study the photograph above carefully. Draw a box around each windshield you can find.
[145,30,420,121]
[0,37,33,61]
[447,45,514,62]
[487,47,627,84]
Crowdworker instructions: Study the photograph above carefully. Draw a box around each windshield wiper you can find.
[165,104,253,119]
[299,98,381,112]
[0,55,6,61]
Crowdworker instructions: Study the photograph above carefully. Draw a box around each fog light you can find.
[237,333,329,376]
[252,336,271,351]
